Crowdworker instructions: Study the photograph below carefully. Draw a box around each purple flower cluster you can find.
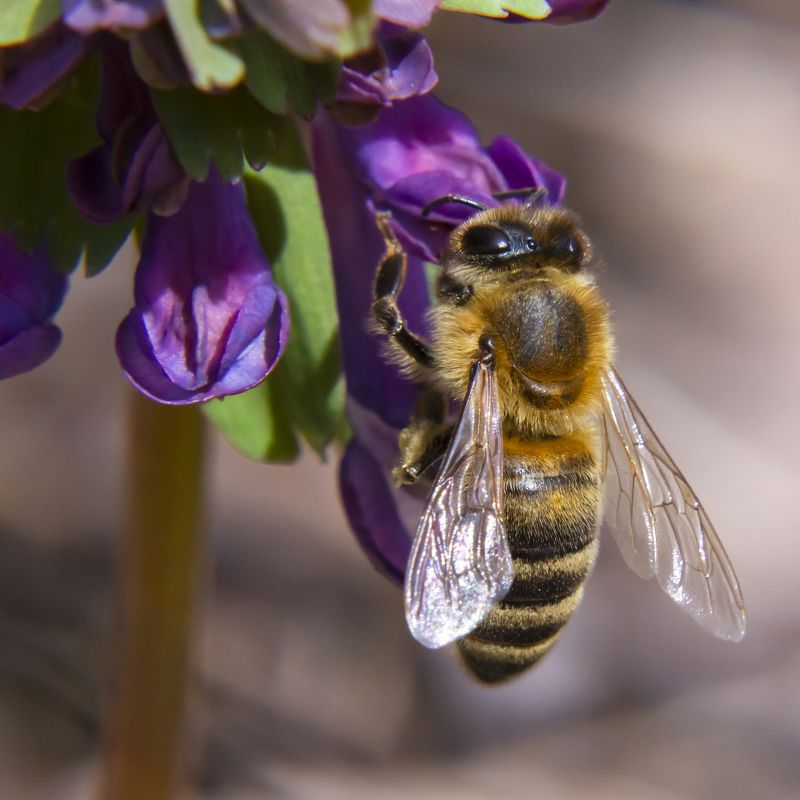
[0,0,611,576]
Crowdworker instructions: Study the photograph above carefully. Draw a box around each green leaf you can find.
[337,0,374,58]
[203,378,299,462]
[239,30,340,119]
[151,85,285,181]
[0,57,133,274]
[0,0,60,45]
[245,123,344,457]
[439,0,551,19]
[423,261,441,300]
[163,0,244,90]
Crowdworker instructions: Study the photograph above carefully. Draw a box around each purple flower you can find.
[240,0,441,61]
[336,29,437,124]
[67,41,188,222]
[0,234,68,379]
[542,0,611,23]
[236,0,354,60]
[331,94,566,262]
[315,110,430,581]
[62,0,164,33]
[339,401,426,582]
[374,0,441,28]
[314,96,565,581]
[116,171,288,404]
[0,22,90,110]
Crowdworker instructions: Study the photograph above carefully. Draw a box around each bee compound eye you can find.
[461,225,511,257]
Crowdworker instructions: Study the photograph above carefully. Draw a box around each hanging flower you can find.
[68,40,188,222]
[314,94,566,580]
[328,94,565,262]
[0,234,68,379]
[116,171,289,404]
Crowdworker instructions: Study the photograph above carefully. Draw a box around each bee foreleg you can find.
[372,212,435,370]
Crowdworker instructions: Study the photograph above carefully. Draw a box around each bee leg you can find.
[372,212,435,370]
[393,389,452,486]
[421,194,487,218]
[437,272,473,307]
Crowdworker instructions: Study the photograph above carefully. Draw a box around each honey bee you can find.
[370,192,746,684]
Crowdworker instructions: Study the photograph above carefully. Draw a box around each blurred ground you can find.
[1,1,799,798]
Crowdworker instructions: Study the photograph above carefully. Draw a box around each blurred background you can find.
[1,0,799,797]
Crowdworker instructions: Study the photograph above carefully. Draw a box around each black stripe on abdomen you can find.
[458,456,600,684]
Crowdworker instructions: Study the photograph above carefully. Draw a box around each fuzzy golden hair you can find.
[430,270,613,438]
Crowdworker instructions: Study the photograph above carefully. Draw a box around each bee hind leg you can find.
[372,212,435,371]
[393,388,452,486]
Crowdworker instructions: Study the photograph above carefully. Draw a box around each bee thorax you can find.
[494,286,588,379]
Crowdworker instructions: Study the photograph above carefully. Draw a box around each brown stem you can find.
[100,389,206,800]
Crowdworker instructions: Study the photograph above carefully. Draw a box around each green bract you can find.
[240,31,340,118]
[0,0,60,46]
[440,0,551,19]
[163,0,245,90]
[203,370,300,461]
[205,124,345,459]
[151,86,286,181]
[0,58,132,274]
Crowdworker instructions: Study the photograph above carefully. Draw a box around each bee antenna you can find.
[422,194,488,218]
[491,187,548,207]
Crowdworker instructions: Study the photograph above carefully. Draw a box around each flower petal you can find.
[0,23,89,110]
[116,170,288,404]
[0,233,68,378]
[374,0,441,27]
[238,0,350,60]
[340,437,410,583]
[340,398,430,584]
[486,135,567,204]
[331,95,566,261]
[62,0,164,33]
[313,111,429,428]
[543,0,611,23]
[343,95,482,189]
[67,40,188,223]
[337,32,437,109]
[0,324,63,380]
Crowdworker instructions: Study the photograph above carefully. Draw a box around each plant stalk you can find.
[101,389,206,800]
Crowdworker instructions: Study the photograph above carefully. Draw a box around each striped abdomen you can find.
[458,435,601,683]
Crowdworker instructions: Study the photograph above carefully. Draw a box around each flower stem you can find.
[101,389,206,800]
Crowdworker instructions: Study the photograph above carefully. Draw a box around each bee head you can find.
[449,206,592,278]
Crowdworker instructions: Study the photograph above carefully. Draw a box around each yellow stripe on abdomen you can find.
[458,437,601,684]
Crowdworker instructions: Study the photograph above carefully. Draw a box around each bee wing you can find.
[404,359,513,649]
[601,367,746,641]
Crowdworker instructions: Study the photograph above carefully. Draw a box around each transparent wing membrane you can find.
[404,360,513,649]
[601,367,746,641]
